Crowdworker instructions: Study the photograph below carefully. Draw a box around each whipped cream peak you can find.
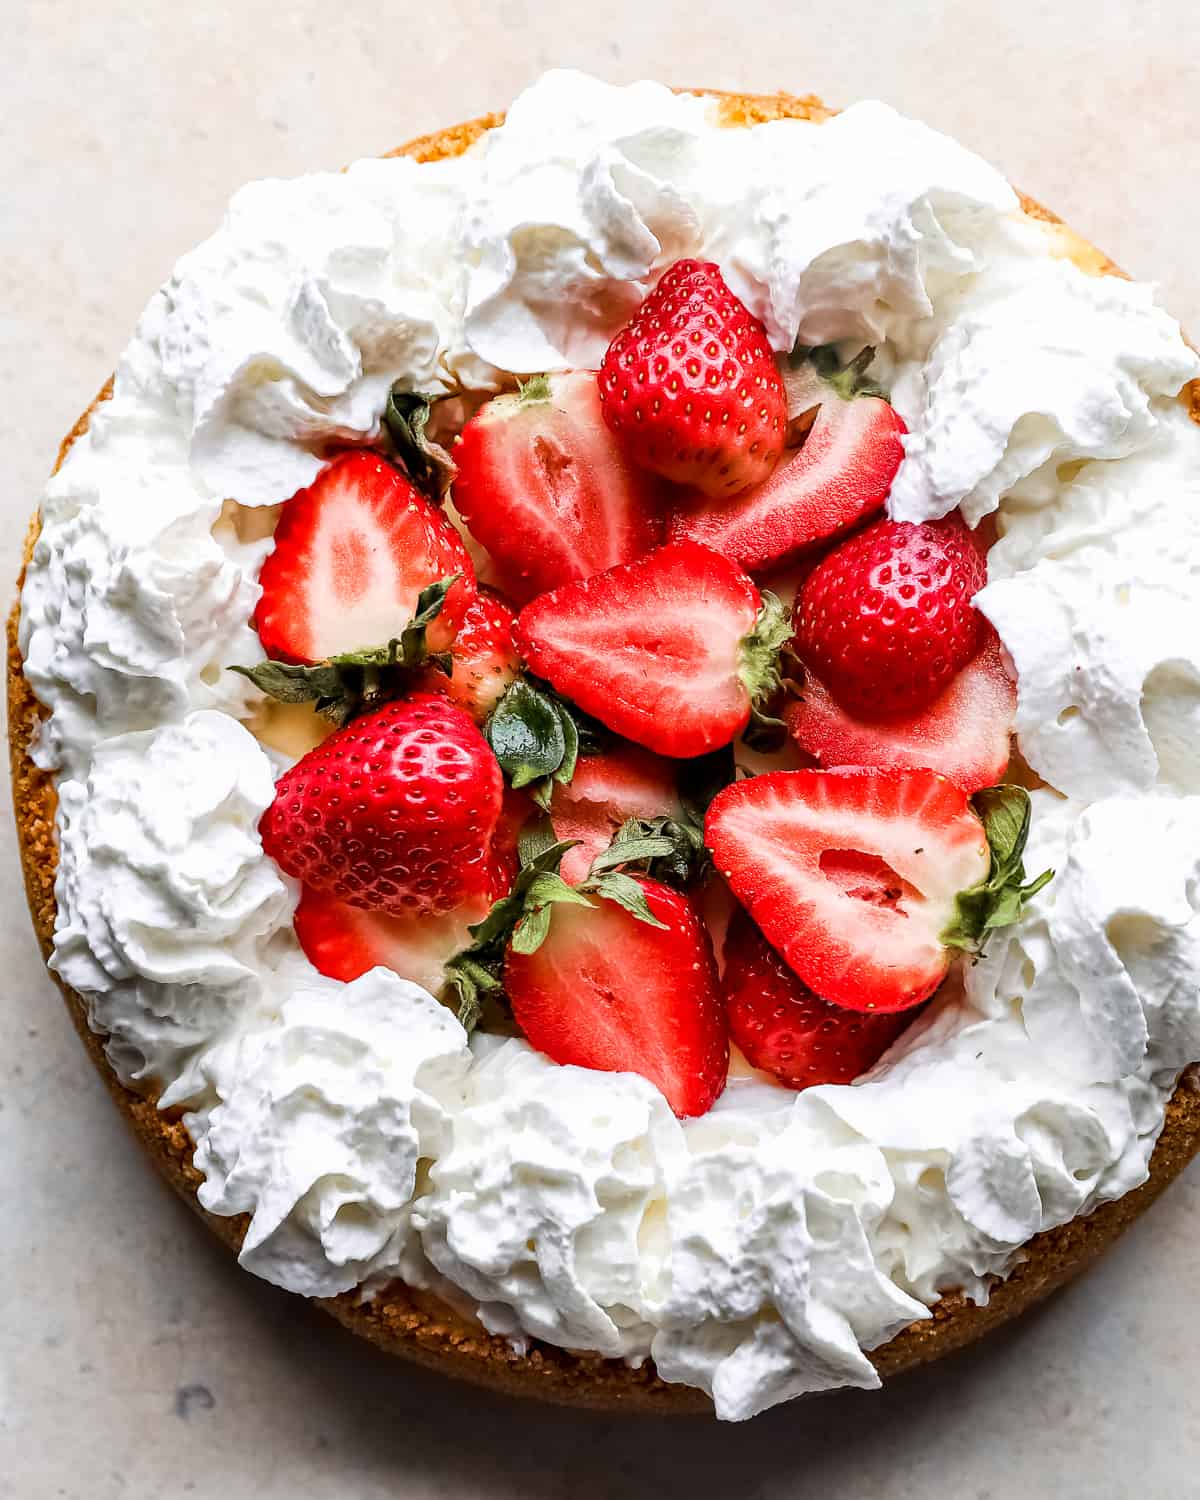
[19,71,1200,1421]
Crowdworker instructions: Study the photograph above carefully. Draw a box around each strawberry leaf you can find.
[230,574,460,725]
[941,784,1054,954]
[383,388,456,501]
[485,677,601,809]
[738,590,792,721]
[586,870,668,929]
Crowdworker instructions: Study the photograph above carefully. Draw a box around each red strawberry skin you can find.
[255,450,476,662]
[452,371,663,604]
[412,589,519,723]
[599,259,787,499]
[294,883,494,996]
[505,878,728,1118]
[795,515,987,720]
[786,634,1016,793]
[550,746,682,885]
[260,694,503,918]
[516,540,764,758]
[706,768,989,1013]
[722,908,911,1089]
[668,390,906,571]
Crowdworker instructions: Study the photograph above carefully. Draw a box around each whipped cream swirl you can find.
[19,71,1200,1420]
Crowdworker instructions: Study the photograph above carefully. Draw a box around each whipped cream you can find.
[19,71,1200,1421]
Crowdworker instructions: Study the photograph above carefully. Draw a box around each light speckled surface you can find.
[3,3,1199,1495]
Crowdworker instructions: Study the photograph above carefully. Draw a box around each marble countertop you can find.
[4,3,1198,1495]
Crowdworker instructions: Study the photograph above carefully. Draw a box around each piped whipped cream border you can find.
[18,71,1200,1421]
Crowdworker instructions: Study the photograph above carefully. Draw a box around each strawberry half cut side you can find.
[255,450,476,662]
[295,884,494,996]
[706,768,1051,1014]
[785,635,1016,793]
[549,746,683,884]
[504,876,728,1118]
[516,540,792,758]
[452,371,663,604]
[668,347,906,573]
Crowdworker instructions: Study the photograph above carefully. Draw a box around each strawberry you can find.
[786,635,1016,793]
[255,450,475,663]
[668,347,907,572]
[412,589,519,723]
[598,259,787,499]
[721,908,911,1088]
[794,513,988,720]
[549,746,682,884]
[260,693,503,918]
[452,371,663,604]
[294,884,494,996]
[706,769,1051,1014]
[504,876,727,1117]
[516,540,791,758]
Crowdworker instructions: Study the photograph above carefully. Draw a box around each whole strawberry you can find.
[721,908,911,1089]
[598,259,787,498]
[260,693,503,917]
[795,515,987,720]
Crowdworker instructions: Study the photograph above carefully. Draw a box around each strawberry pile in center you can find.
[238,258,1048,1120]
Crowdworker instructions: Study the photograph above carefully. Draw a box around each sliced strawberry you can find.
[721,908,912,1088]
[504,877,728,1117]
[294,883,493,996]
[452,372,663,604]
[706,768,990,1013]
[668,372,906,573]
[411,589,520,723]
[516,540,790,758]
[598,259,787,498]
[255,450,476,663]
[549,746,682,884]
[785,636,1016,793]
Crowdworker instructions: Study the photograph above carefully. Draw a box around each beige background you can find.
[4,3,1199,1496]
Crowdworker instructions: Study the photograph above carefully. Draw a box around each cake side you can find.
[10,88,1200,1415]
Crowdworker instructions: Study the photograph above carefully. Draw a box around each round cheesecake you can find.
[11,81,1200,1416]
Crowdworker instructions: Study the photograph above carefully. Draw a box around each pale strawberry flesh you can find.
[504,878,728,1117]
[549,746,682,884]
[786,636,1016,793]
[706,768,989,1013]
[295,883,493,995]
[668,395,906,572]
[452,371,663,604]
[516,540,762,758]
[255,450,475,662]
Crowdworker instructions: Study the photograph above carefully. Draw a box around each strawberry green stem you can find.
[738,590,791,712]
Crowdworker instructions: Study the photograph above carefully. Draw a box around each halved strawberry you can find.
[549,746,682,884]
[452,372,663,604]
[785,636,1016,793]
[721,907,912,1088]
[255,450,476,662]
[504,877,728,1117]
[411,589,520,724]
[294,884,493,996]
[516,540,790,758]
[707,768,1019,1014]
[668,352,906,573]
